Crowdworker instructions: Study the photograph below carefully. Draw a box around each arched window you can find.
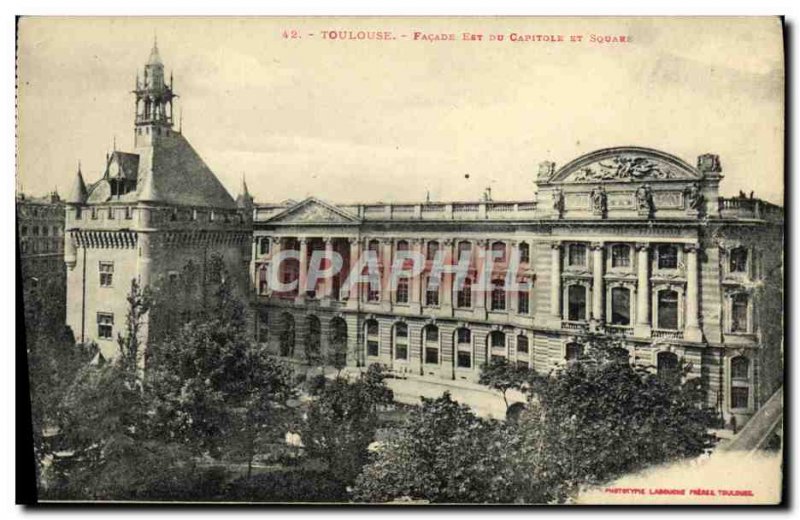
[305,315,321,363]
[565,342,583,362]
[611,244,631,268]
[278,313,295,358]
[657,290,679,330]
[455,327,472,369]
[489,331,506,363]
[516,335,529,369]
[518,242,530,264]
[423,325,440,365]
[491,279,506,311]
[568,243,587,266]
[491,241,507,263]
[731,293,750,333]
[657,244,679,269]
[730,247,748,273]
[259,238,270,255]
[393,323,409,360]
[365,320,379,358]
[610,287,632,325]
[396,240,409,251]
[567,285,587,321]
[457,277,472,308]
[426,241,440,261]
[328,317,348,368]
[657,352,679,381]
[730,356,750,409]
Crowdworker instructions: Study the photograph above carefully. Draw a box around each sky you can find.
[16,17,784,205]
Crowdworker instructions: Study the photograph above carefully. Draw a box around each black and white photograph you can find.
[15,15,785,505]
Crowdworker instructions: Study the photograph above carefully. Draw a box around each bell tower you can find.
[133,38,176,147]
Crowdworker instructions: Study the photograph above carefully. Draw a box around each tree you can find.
[479,357,534,412]
[300,368,393,487]
[353,392,520,503]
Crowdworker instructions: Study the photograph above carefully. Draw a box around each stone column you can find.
[684,243,702,341]
[347,237,361,306]
[323,237,334,299]
[509,241,519,314]
[549,241,561,321]
[442,239,454,313]
[591,242,605,330]
[297,237,308,300]
[634,242,651,337]
[380,238,393,309]
[410,238,423,313]
[473,239,488,319]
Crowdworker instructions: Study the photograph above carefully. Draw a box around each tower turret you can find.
[134,39,176,147]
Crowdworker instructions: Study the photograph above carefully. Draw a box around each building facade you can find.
[251,147,783,425]
[63,43,252,360]
[17,191,65,283]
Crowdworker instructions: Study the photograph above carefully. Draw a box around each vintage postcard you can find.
[16,16,784,505]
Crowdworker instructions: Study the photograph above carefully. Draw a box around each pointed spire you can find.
[242,174,250,197]
[147,34,162,66]
[68,161,88,204]
[236,174,254,208]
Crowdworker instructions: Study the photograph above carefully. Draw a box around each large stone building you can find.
[56,44,783,426]
[251,148,783,425]
[63,43,252,360]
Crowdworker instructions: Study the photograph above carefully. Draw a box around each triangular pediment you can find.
[265,197,361,225]
[550,147,702,184]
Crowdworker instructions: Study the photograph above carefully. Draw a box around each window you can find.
[657,352,679,380]
[516,335,529,369]
[91,208,98,220]
[657,245,679,269]
[567,285,587,321]
[731,356,749,380]
[731,387,749,409]
[99,262,114,287]
[657,290,679,330]
[396,240,409,252]
[565,342,583,362]
[426,241,440,261]
[490,331,506,363]
[457,328,471,344]
[396,277,409,304]
[457,277,472,308]
[20,226,27,236]
[125,206,133,219]
[611,244,631,268]
[568,244,587,266]
[491,279,506,311]
[425,277,440,306]
[108,207,115,220]
[258,267,268,294]
[731,294,749,333]
[367,286,380,303]
[730,247,748,273]
[366,320,379,357]
[97,313,114,340]
[610,287,631,325]
[491,241,507,262]
[32,226,39,236]
[519,242,530,263]
[424,325,439,364]
[279,313,295,357]
[75,207,82,220]
[259,239,270,255]
[394,323,408,360]
[455,330,471,368]
[518,280,530,314]
[457,241,472,262]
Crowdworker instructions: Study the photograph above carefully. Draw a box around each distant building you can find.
[251,148,784,426]
[63,43,252,359]
[17,191,65,284]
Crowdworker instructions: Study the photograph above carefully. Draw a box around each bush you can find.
[225,470,348,502]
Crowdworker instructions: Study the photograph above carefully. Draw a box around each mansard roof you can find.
[548,146,703,184]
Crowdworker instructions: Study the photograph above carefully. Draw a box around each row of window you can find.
[75,206,243,224]
[19,225,62,237]
[19,239,63,255]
